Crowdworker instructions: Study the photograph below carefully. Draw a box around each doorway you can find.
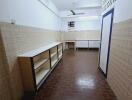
[99,8,114,77]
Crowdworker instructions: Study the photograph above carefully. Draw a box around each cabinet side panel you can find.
[19,57,35,92]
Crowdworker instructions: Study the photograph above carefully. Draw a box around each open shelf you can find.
[34,58,49,70]
[58,44,63,59]
[50,46,57,53]
[33,51,49,63]
[33,50,49,70]
[58,50,62,59]
[50,52,57,58]
[50,46,57,58]
[58,48,62,52]
[36,69,50,85]
[51,54,58,67]
[58,44,63,49]
[59,54,62,58]
[51,59,58,67]
[35,60,50,85]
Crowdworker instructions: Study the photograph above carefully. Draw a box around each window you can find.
[68,21,75,28]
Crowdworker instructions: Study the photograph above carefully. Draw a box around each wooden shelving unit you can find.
[35,60,50,86]
[50,46,58,68]
[58,44,63,59]
[51,58,58,67]
[58,50,62,59]
[18,42,63,94]
[33,51,49,70]
[34,58,49,70]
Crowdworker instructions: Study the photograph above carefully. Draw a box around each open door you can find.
[99,8,114,77]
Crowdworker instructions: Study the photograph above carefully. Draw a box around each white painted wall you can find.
[61,8,101,31]
[61,8,101,41]
[62,30,100,41]
[102,0,132,23]
[0,0,10,22]
[114,0,132,23]
[0,0,61,31]
[75,20,100,31]
[61,17,101,31]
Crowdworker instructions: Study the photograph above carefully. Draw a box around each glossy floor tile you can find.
[35,49,117,100]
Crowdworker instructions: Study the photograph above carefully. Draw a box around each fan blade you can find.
[67,14,72,16]
[75,13,85,15]
[70,10,76,15]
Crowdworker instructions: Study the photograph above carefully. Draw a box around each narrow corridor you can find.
[35,50,117,100]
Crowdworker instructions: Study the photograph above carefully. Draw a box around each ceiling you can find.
[60,8,101,18]
[51,0,102,11]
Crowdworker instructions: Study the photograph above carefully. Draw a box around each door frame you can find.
[99,8,114,78]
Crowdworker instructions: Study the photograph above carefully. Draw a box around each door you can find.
[89,41,100,48]
[99,8,114,77]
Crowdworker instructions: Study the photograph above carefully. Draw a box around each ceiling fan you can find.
[68,10,85,16]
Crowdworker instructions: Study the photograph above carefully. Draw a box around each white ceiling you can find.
[51,0,102,11]
[60,8,101,18]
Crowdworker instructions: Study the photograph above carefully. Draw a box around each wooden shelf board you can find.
[51,52,57,58]
[51,59,58,67]
[35,69,50,85]
[58,48,62,52]
[18,42,62,57]
[34,58,49,70]
[59,54,62,58]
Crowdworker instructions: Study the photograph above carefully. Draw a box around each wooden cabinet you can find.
[50,46,58,68]
[89,40,100,48]
[76,41,88,48]
[58,44,63,59]
[75,40,100,49]
[18,42,63,93]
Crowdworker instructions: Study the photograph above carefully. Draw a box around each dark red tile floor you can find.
[35,49,117,100]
